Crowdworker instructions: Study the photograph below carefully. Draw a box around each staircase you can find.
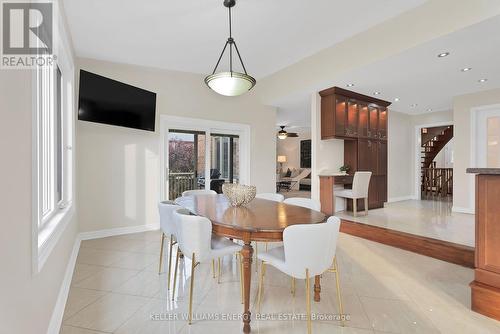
[420,125,454,197]
[421,126,453,168]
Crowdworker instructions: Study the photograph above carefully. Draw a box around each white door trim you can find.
[468,103,500,212]
[413,121,453,200]
[159,115,251,201]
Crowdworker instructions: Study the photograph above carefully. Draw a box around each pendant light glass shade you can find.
[205,71,256,97]
[205,0,255,97]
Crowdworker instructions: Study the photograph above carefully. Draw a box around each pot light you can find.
[410,103,418,108]
[461,67,472,72]
[478,78,488,83]
[373,91,381,95]
[346,83,354,87]
[394,97,400,102]
[427,108,433,112]
[437,52,450,58]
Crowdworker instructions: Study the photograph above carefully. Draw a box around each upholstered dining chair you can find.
[158,201,180,290]
[172,208,243,325]
[335,171,372,217]
[257,216,343,333]
[255,192,285,202]
[283,197,321,211]
[254,193,285,267]
[182,189,217,197]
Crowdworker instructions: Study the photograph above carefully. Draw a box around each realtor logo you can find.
[1,0,55,68]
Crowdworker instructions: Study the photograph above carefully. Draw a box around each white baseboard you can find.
[47,223,160,334]
[452,206,475,214]
[79,223,160,241]
[387,195,416,203]
[46,236,81,334]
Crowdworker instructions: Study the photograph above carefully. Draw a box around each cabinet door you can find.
[378,108,388,140]
[377,140,387,175]
[358,104,369,137]
[358,139,377,173]
[368,176,379,208]
[378,175,387,204]
[368,106,379,138]
[321,94,334,139]
[346,100,358,137]
[335,95,347,137]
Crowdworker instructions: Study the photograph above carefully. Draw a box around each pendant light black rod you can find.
[210,0,249,76]
[232,40,248,75]
[211,40,229,75]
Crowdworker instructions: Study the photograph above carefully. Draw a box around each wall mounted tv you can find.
[78,70,157,131]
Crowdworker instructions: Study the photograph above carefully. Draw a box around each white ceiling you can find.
[276,14,500,127]
[63,0,425,79]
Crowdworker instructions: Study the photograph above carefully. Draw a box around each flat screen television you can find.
[78,70,157,131]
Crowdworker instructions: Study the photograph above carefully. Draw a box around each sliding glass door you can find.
[167,130,206,199]
[164,126,242,200]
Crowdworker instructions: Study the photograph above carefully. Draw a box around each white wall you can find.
[311,93,344,201]
[453,88,500,213]
[77,58,277,232]
[0,71,78,334]
[276,131,311,171]
[387,111,413,201]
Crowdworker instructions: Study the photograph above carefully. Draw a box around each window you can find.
[33,17,75,272]
[37,64,67,228]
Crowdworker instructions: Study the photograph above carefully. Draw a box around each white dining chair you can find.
[257,216,343,333]
[182,189,217,197]
[283,197,321,211]
[172,208,243,325]
[335,171,372,217]
[256,193,285,202]
[158,201,180,289]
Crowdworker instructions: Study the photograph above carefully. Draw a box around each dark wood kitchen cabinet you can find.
[319,86,391,210]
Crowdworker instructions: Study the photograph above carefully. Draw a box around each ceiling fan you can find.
[277,126,298,140]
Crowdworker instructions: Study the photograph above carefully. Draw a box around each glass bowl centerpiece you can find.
[222,184,256,207]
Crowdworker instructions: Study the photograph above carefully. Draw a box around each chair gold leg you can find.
[171,249,180,301]
[212,259,215,279]
[257,261,265,313]
[239,252,244,304]
[167,236,174,290]
[353,199,357,217]
[255,242,258,272]
[305,268,312,334]
[188,253,196,325]
[291,277,296,296]
[158,233,165,274]
[217,258,222,284]
[364,197,368,216]
[333,257,345,327]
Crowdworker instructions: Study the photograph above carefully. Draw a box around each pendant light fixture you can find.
[204,0,256,96]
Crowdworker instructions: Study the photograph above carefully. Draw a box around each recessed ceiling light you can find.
[427,108,433,112]
[394,97,400,102]
[478,78,488,83]
[346,83,354,87]
[410,103,418,108]
[461,67,472,72]
[373,91,381,95]
[437,52,450,58]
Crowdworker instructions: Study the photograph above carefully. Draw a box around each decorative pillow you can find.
[290,169,300,178]
[284,168,292,177]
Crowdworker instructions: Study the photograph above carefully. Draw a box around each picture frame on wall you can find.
[300,139,311,168]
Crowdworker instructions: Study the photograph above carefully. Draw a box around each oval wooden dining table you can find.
[175,194,327,333]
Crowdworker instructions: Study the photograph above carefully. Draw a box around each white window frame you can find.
[31,5,75,274]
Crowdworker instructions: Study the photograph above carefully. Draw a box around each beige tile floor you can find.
[336,200,475,247]
[60,230,500,334]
